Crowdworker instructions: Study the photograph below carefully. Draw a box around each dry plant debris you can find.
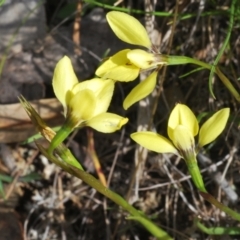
[0,0,240,239]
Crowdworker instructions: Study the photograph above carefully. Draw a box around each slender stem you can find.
[37,144,172,240]
[195,218,240,235]
[161,55,240,102]
[215,67,240,101]
[55,143,83,170]
[185,156,207,193]
[208,0,236,97]
[185,156,240,222]
[19,96,83,170]
[48,125,72,154]
[83,0,228,19]
[200,192,240,222]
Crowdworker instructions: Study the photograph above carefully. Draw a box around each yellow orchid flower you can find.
[49,56,128,153]
[131,104,230,192]
[95,11,168,109]
[131,104,229,158]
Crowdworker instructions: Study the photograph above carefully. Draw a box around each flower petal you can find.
[87,113,128,133]
[168,104,199,141]
[68,89,96,121]
[131,132,178,154]
[95,49,140,81]
[198,108,230,147]
[107,11,151,48]
[52,56,78,114]
[123,71,157,110]
[72,78,111,94]
[93,80,114,116]
[72,79,114,116]
[98,65,140,82]
[172,125,195,157]
[127,49,158,69]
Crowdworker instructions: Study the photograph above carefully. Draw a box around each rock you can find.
[0,0,46,51]
[0,7,129,103]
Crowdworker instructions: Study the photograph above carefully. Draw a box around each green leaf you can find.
[127,216,173,240]
[19,173,42,182]
[195,218,240,235]
[0,180,5,199]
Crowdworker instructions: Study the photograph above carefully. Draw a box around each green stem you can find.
[215,67,240,101]
[185,157,240,222]
[200,192,240,222]
[208,0,236,98]
[55,143,83,170]
[185,157,207,193]
[83,0,228,20]
[48,125,72,154]
[19,96,83,170]
[161,55,211,68]
[161,55,240,102]
[0,0,5,7]
[48,126,83,170]
[195,218,240,235]
[37,144,173,240]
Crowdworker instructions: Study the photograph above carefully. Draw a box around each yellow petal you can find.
[168,104,199,141]
[107,11,151,48]
[198,108,230,147]
[93,80,114,116]
[72,78,114,116]
[123,71,157,110]
[172,125,195,156]
[131,132,178,154]
[97,64,139,82]
[68,89,96,121]
[52,56,78,113]
[72,78,113,96]
[96,49,140,81]
[87,113,128,133]
[127,49,158,69]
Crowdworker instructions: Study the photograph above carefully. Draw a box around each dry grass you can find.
[1,0,240,239]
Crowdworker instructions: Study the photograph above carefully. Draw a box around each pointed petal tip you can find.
[131,131,177,154]
[53,55,79,112]
[87,113,128,133]
[198,108,230,147]
[106,11,151,48]
[123,71,158,110]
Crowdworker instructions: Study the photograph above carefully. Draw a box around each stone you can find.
[0,0,46,51]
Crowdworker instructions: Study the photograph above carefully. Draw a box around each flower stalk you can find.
[96,11,240,108]
[162,55,240,102]
[20,95,172,239]
[185,156,207,192]
[131,104,230,193]
[37,143,173,240]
